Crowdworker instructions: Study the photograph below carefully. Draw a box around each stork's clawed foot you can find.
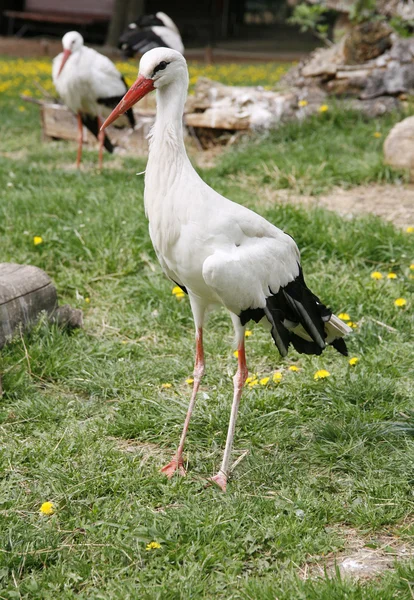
[160,457,186,479]
[210,472,227,492]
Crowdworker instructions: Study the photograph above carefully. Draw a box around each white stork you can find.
[118,11,184,57]
[101,49,351,492]
[52,31,135,169]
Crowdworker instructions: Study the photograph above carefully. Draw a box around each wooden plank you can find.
[4,10,108,24]
[0,263,58,349]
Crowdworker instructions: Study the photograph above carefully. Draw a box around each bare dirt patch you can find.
[274,184,414,229]
[300,526,414,581]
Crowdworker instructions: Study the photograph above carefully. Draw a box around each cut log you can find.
[0,263,82,349]
[0,263,57,348]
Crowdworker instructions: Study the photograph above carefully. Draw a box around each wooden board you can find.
[0,263,58,348]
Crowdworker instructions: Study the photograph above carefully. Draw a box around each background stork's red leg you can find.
[210,342,248,491]
[76,113,83,168]
[161,327,204,478]
[97,116,104,170]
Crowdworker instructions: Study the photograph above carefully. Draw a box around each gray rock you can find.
[384,116,414,175]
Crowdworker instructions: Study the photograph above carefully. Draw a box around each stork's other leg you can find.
[76,113,83,168]
[211,341,248,492]
[161,327,205,478]
[97,116,104,171]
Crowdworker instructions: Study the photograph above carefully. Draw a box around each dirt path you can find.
[274,184,414,229]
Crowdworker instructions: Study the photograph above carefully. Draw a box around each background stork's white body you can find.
[102,48,351,491]
[53,45,127,117]
[52,32,134,167]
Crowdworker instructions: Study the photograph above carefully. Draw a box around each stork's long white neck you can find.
[145,74,192,216]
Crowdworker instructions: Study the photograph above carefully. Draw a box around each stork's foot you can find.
[210,472,227,492]
[160,457,186,479]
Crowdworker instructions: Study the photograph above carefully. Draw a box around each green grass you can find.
[0,87,414,599]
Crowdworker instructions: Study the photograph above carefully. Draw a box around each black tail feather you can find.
[239,265,348,358]
[80,114,115,153]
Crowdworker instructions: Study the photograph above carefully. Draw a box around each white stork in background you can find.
[118,11,184,57]
[52,31,135,169]
[102,49,352,492]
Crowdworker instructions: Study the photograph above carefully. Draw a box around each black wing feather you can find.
[80,114,114,153]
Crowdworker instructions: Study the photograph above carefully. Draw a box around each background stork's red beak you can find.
[100,75,155,130]
[57,49,71,76]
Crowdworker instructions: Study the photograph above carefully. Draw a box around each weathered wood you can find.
[0,263,58,348]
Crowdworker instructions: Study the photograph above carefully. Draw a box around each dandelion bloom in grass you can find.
[146,541,161,551]
[185,378,194,385]
[370,271,383,280]
[406,226,414,233]
[314,369,330,381]
[394,298,407,307]
[40,501,55,515]
[18,106,26,112]
[33,236,43,246]
[387,273,397,279]
[338,313,351,321]
[85,297,91,303]
[260,377,270,385]
[373,132,382,138]
[244,330,252,337]
[318,104,329,113]
[410,264,414,271]
[288,365,300,372]
[347,321,358,329]
[349,357,359,366]
[233,350,239,358]
[172,286,185,299]
[298,99,308,107]
[272,372,283,383]
[161,383,172,389]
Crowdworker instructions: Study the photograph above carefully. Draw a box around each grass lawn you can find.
[0,63,414,599]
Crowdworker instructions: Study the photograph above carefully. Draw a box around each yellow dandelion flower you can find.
[338,313,351,321]
[146,541,161,551]
[410,264,414,270]
[175,292,185,299]
[349,357,359,366]
[244,330,252,337]
[33,236,43,246]
[298,99,308,107]
[172,286,183,295]
[272,372,283,383]
[347,321,358,328]
[370,271,383,280]
[260,377,270,385]
[387,273,397,279]
[314,369,330,380]
[185,378,194,385]
[18,106,26,112]
[85,297,90,303]
[40,501,55,515]
[394,298,407,307]
[245,375,257,385]
[318,104,329,113]
[406,227,414,233]
[373,132,382,138]
[288,365,300,372]
[248,379,259,387]
[161,383,172,389]
[233,350,239,358]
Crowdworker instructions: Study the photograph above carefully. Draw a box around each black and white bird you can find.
[52,31,135,169]
[102,49,351,492]
[118,11,184,58]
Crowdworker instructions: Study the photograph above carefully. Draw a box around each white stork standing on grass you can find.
[101,48,352,492]
[52,31,135,169]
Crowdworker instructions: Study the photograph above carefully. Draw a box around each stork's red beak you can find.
[100,75,154,130]
[57,49,71,76]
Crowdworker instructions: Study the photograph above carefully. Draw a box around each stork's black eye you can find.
[152,61,169,76]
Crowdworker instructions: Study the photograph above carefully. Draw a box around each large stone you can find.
[384,116,414,175]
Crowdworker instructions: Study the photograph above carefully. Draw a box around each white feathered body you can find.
[52,45,127,116]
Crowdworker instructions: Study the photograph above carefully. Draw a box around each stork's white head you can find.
[58,31,84,76]
[101,48,188,130]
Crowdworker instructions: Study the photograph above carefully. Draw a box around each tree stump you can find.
[0,264,83,393]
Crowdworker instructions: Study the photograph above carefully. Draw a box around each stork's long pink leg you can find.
[76,113,83,168]
[161,327,205,478]
[210,342,248,492]
[97,116,104,171]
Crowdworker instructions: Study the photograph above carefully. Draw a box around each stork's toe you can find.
[160,458,186,478]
